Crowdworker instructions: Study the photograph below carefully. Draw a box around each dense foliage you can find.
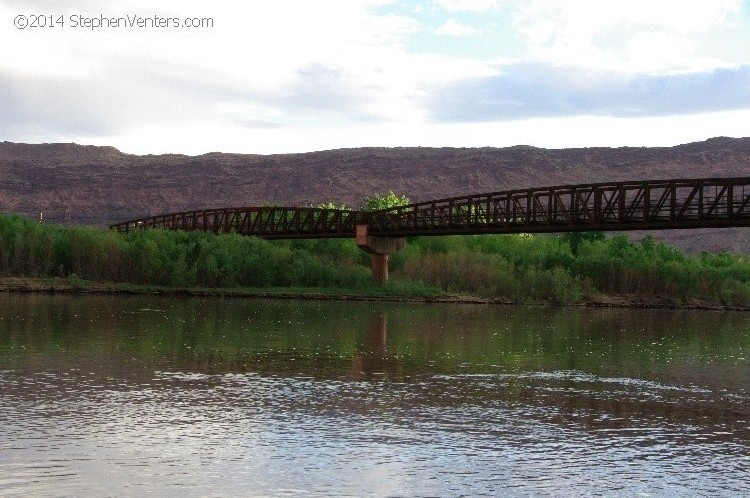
[390,233,750,305]
[1,213,749,305]
[362,190,410,211]
[0,214,371,289]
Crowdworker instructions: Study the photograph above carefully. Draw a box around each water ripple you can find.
[1,296,749,497]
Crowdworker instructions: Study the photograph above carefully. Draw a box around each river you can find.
[0,294,748,496]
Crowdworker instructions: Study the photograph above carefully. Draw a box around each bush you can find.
[1,213,749,305]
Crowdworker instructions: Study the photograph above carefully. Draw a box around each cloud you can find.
[435,19,478,36]
[0,70,115,136]
[512,0,743,70]
[271,63,379,119]
[0,1,425,136]
[0,0,749,154]
[428,64,750,122]
[437,0,501,12]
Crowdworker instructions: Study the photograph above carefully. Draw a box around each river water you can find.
[0,294,748,497]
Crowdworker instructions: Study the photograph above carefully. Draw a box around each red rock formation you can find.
[1,137,748,252]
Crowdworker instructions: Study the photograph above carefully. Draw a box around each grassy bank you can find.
[1,213,749,306]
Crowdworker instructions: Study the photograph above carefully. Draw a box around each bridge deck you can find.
[110,177,750,238]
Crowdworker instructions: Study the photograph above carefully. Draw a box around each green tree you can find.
[316,202,351,210]
[562,231,605,255]
[363,190,410,211]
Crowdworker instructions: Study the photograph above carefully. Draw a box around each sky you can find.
[1,0,749,155]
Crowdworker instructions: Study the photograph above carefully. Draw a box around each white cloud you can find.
[0,2,428,128]
[437,0,501,12]
[512,0,743,71]
[0,1,501,145]
[1,0,749,154]
[90,108,750,155]
[626,32,694,72]
[435,19,477,36]
[428,65,750,122]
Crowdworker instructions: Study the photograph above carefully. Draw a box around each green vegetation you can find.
[363,190,410,211]
[391,233,750,305]
[315,201,351,210]
[0,213,366,288]
[1,212,749,306]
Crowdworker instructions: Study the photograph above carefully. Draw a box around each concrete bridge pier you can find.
[355,225,405,286]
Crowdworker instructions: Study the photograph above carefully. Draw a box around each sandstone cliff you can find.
[1,137,748,252]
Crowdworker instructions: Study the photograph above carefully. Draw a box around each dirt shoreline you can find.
[0,277,747,312]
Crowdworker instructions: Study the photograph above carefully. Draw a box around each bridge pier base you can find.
[355,225,405,286]
[371,254,389,286]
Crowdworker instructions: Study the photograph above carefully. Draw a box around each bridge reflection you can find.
[2,294,748,433]
[350,312,388,379]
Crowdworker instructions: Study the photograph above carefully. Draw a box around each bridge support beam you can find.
[370,254,390,286]
[355,225,405,286]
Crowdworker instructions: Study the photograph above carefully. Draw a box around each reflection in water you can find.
[368,311,387,353]
[350,312,388,378]
[0,294,748,496]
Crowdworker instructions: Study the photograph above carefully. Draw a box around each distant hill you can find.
[1,137,749,252]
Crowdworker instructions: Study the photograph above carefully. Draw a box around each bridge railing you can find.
[110,177,750,239]
[368,177,750,236]
[110,206,366,238]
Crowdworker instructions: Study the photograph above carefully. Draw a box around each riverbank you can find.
[2,276,747,312]
[3,213,750,308]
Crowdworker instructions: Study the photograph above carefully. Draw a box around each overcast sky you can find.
[1,0,749,154]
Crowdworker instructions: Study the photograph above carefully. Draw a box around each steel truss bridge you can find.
[111,177,750,238]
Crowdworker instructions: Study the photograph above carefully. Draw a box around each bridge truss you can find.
[111,177,750,238]
[110,206,362,238]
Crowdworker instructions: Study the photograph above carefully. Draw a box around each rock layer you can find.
[1,137,749,252]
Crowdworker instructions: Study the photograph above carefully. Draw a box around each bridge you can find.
[111,177,750,284]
